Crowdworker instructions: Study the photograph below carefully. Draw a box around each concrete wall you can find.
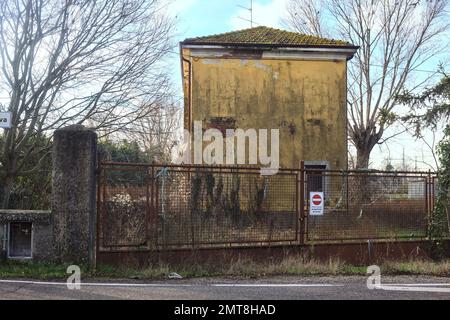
[0,125,98,265]
[52,125,97,265]
[182,50,348,170]
[0,224,3,260]
[0,210,53,261]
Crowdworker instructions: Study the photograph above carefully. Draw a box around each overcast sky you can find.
[167,0,447,171]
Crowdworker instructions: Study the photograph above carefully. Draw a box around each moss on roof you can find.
[182,26,355,48]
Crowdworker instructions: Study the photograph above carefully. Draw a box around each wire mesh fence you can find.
[97,163,443,251]
[305,171,430,242]
[98,163,299,251]
[99,165,150,248]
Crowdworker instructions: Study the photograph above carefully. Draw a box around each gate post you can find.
[299,160,306,244]
[52,125,97,266]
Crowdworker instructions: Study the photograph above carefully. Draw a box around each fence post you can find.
[425,174,429,221]
[96,160,102,269]
[299,160,306,245]
[52,125,97,266]
[427,170,433,220]
[147,165,154,245]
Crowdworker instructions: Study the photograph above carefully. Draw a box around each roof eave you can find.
[180,42,359,60]
[180,40,359,51]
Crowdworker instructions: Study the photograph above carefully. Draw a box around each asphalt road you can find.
[1,275,450,300]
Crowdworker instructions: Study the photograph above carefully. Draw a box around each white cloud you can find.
[229,0,288,30]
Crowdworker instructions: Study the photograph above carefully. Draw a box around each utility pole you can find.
[402,148,406,171]
[238,0,254,28]
[250,0,253,28]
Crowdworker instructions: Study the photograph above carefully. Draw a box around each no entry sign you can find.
[309,192,324,216]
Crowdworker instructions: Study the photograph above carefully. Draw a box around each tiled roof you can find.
[182,26,356,48]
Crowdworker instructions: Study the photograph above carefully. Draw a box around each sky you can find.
[167,0,288,87]
[171,0,287,36]
[166,0,447,171]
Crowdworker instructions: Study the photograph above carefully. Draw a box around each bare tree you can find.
[283,0,450,169]
[282,0,329,37]
[110,101,182,163]
[135,103,182,163]
[0,0,175,208]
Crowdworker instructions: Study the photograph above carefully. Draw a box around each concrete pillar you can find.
[52,125,97,265]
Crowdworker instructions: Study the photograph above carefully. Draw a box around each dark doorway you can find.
[305,164,326,193]
[9,222,32,258]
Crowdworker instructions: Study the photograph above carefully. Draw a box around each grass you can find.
[2,256,450,280]
[0,261,69,279]
[381,260,450,276]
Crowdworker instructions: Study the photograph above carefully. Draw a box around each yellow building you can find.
[180,26,358,170]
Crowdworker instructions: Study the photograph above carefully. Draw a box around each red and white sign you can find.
[309,192,324,216]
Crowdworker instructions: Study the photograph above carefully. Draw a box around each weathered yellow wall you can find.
[183,52,348,170]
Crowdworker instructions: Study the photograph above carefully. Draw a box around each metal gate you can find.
[97,162,300,253]
[303,170,431,242]
[97,162,436,254]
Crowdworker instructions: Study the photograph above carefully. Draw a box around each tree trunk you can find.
[1,175,14,209]
[351,145,374,210]
[356,148,371,170]
[352,124,383,170]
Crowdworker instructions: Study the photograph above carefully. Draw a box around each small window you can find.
[305,165,327,192]
[8,222,32,259]
[208,117,236,136]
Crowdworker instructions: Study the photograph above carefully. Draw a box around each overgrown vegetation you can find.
[191,171,244,222]
[99,139,154,164]
[428,125,450,259]
[99,139,156,188]
[4,257,450,280]
[0,135,52,210]
[399,74,450,259]
[0,138,159,210]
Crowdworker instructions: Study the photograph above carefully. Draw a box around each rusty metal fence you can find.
[304,170,430,242]
[97,162,442,252]
[97,163,300,251]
